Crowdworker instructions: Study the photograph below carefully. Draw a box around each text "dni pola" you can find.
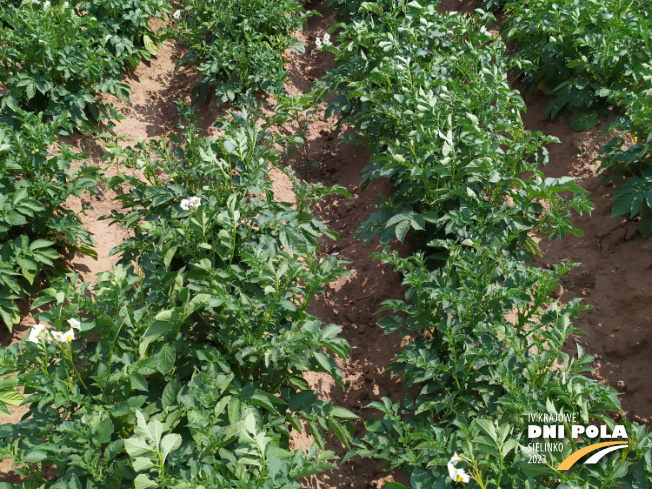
[528,424,627,440]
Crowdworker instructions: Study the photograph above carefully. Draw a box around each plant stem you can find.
[65,346,92,397]
[254,437,266,489]
[155,446,167,488]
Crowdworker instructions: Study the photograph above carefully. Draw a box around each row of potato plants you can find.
[0,0,318,333]
[483,0,652,237]
[318,1,652,487]
[0,110,100,332]
[0,0,171,132]
[0,1,364,487]
[0,0,174,331]
[0,100,360,488]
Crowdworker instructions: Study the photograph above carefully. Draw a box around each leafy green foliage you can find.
[266,93,319,178]
[610,170,652,237]
[174,0,307,104]
[598,65,652,235]
[0,105,358,487]
[317,2,592,251]
[354,247,652,487]
[503,0,652,127]
[483,0,652,238]
[0,0,170,131]
[79,0,171,51]
[478,0,509,11]
[316,1,652,487]
[324,0,389,20]
[0,110,99,331]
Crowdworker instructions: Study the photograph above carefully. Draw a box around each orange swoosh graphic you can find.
[556,441,628,471]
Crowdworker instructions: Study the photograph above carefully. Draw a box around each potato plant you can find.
[174,0,307,104]
[494,0,652,238]
[598,66,652,237]
[0,109,99,332]
[502,0,652,130]
[319,1,652,487]
[0,104,358,488]
[0,0,170,132]
[0,0,651,487]
[318,2,592,252]
[79,0,171,51]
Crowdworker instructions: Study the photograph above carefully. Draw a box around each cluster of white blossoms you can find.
[28,318,81,345]
[180,196,201,211]
[447,453,471,484]
[173,9,181,20]
[315,33,331,49]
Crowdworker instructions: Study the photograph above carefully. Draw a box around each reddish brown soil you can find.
[520,91,652,427]
[277,5,412,487]
[2,0,651,486]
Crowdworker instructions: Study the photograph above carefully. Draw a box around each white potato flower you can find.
[28,323,49,344]
[449,453,462,464]
[315,37,322,49]
[181,196,201,211]
[446,453,470,483]
[173,9,181,20]
[43,0,50,8]
[189,196,201,209]
[322,32,332,45]
[67,318,81,330]
[62,328,76,342]
[447,463,471,484]
[52,329,75,343]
